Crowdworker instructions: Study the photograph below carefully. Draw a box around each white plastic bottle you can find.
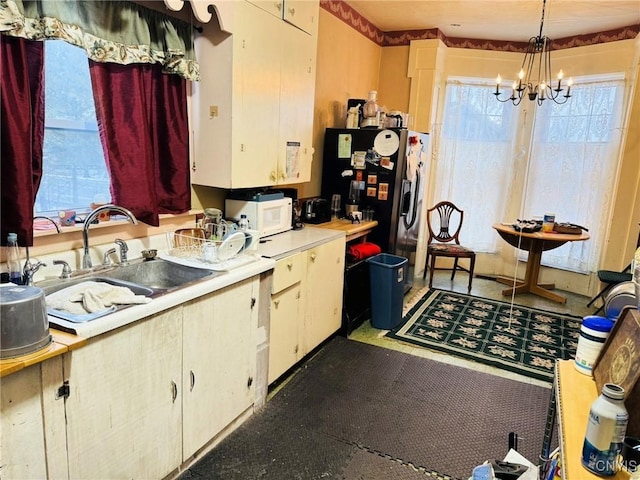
[238,214,250,231]
[582,383,629,476]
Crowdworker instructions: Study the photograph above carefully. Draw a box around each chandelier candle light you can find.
[494,0,572,106]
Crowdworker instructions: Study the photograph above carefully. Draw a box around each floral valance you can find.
[0,0,199,81]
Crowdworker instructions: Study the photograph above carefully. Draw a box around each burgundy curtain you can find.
[88,61,191,226]
[0,36,45,246]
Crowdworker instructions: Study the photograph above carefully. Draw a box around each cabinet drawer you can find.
[272,252,304,293]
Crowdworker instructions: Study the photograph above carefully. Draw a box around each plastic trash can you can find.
[366,253,408,330]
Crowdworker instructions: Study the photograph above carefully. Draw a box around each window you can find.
[433,80,518,252]
[435,75,625,273]
[35,40,110,215]
[523,77,625,272]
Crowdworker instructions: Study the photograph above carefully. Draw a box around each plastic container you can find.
[366,253,407,330]
[238,214,250,231]
[582,383,629,476]
[575,316,615,375]
[6,233,23,285]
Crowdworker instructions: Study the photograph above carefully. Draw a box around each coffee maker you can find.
[345,180,360,216]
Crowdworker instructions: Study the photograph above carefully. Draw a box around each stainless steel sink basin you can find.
[103,259,216,292]
[38,259,217,323]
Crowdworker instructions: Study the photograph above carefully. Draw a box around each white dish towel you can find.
[46,281,151,315]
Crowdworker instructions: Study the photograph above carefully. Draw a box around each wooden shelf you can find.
[555,360,630,479]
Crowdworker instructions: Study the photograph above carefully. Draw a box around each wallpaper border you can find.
[319,0,640,51]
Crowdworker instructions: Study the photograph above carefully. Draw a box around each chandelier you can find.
[494,0,572,106]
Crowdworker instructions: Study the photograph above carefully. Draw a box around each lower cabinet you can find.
[64,307,183,479]
[39,275,262,480]
[0,357,67,479]
[303,237,345,355]
[268,236,345,384]
[182,277,259,459]
[268,283,303,384]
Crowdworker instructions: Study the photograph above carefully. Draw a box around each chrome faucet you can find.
[23,216,61,283]
[53,260,72,279]
[115,238,129,266]
[23,261,46,286]
[82,204,137,269]
[103,248,117,266]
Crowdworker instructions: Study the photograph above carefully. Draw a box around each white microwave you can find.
[225,198,292,238]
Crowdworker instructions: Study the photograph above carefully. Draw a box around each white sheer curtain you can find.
[523,76,625,272]
[434,75,626,274]
[432,80,518,252]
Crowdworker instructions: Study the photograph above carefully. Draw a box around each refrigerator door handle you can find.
[402,172,421,229]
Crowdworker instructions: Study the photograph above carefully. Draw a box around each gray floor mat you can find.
[180,336,553,480]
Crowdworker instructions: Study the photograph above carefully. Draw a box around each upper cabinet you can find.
[191,0,318,189]
[247,0,317,34]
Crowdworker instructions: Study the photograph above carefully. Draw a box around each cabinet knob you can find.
[275,1,282,11]
[190,370,196,391]
[310,253,317,262]
[280,171,286,181]
[270,171,277,181]
[288,7,295,15]
[287,262,293,270]
[274,299,280,308]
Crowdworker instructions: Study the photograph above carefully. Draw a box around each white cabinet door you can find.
[283,0,318,34]
[182,277,259,459]
[0,364,48,479]
[303,237,346,355]
[191,0,317,189]
[246,0,284,20]
[247,0,318,35]
[278,23,316,184]
[64,308,183,480]
[268,284,302,384]
[233,5,282,187]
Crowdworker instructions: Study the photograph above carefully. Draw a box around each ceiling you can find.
[344,1,640,42]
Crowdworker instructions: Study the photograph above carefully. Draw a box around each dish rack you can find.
[162,229,259,270]
[165,231,209,259]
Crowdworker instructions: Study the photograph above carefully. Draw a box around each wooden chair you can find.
[423,201,476,293]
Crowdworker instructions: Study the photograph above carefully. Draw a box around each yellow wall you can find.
[295,9,381,199]
[299,11,639,292]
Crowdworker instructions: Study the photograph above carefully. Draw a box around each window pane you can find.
[35,40,110,214]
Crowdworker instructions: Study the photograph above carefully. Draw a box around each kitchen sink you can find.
[40,258,217,296]
[38,259,218,323]
[100,258,217,292]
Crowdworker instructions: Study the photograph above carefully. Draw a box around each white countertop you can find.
[48,256,276,339]
[257,226,345,259]
[46,227,345,339]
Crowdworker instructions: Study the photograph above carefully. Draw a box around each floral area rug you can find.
[387,289,582,381]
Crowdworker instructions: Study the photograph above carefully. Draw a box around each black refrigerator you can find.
[321,127,430,269]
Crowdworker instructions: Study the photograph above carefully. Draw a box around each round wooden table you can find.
[492,223,590,303]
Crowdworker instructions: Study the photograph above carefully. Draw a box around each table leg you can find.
[501,240,567,303]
